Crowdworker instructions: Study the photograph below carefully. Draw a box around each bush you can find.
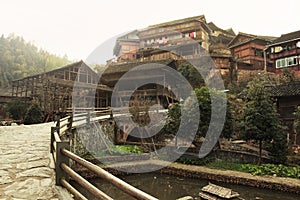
[24,102,43,124]
[5,99,29,120]
[91,145,144,157]
[242,164,300,178]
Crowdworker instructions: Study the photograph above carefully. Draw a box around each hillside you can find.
[0,34,70,87]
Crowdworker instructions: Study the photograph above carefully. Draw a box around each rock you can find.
[4,178,55,199]
[0,170,13,185]
[16,167,52,178]
[16,159,49,170]
[0,164,13,170]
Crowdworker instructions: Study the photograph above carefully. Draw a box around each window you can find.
[258,61,262,66]
[276,59,281,68]
[254,49,264,57]
[287,56,297,66]
[281,59,286,67]
[276,56,299,68]
[274,46,283,53]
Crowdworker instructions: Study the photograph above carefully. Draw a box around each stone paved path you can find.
[0,123,73,200]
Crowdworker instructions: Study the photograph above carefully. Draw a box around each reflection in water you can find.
[72,173,300,200]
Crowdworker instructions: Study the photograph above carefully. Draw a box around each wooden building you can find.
[266,30,300,74]
[101,59,178,108]
[268,82,300,146]
[111,14,236,85]
[228,32,276,71]
[11,61,111,119]
[138,15,211,53]
[113,30,140,61]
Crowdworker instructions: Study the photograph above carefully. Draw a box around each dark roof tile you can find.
[271,30,300,45]
[267,81,300,97]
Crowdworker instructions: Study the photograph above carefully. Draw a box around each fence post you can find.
[50,127,56,153]
[56,115,61,135]
[110,109,113,119]
[56,141,70,186]
[87,111,91,126]
[67,114,73,133]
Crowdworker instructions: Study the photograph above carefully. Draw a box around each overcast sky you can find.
[1,0,299,63]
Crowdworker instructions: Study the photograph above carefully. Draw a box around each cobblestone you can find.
[0,123,73,200]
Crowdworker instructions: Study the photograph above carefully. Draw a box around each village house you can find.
[112,15,236,85]
[266,30,300,74]
[268,81,300,146]
[113,30,140,61]
[228,32,276,82]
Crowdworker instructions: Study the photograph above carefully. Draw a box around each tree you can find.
[293,106,300,145]
[165,103,181,135]
[194,87,233,140]
[243,78,287,164]
[5,99,29,120]
[177,62,205,89]
[279,68,297,83]
[0,34,70,87]
[24,102,44,125]
[164,87,233,147]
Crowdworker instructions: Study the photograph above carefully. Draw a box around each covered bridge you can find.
[11,61,112,120]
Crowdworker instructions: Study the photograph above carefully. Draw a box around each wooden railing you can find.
[50,109,158,200]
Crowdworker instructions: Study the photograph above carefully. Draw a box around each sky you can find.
[1,0,300,63]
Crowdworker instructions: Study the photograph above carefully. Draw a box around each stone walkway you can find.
[0,123,73,200]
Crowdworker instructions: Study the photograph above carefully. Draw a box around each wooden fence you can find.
[50,109,158,200]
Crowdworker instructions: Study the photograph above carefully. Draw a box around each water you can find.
[73,173,300,200]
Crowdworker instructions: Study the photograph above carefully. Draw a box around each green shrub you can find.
[24,102,43,124]
[92,145,144,157]
[242,164,300,178]
[5,99,29,120]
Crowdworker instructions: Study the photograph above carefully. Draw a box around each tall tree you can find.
[243,78,287,164]
[164,87,233,147]
[0,34,70,87]
[194,87,233,140]
[293,106,300,145]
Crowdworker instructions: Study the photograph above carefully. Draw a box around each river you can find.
[72,172,300,199]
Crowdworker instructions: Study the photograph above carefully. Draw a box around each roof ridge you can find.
[148,14,206,28]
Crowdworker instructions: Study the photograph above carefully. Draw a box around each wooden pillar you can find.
[16,80,19,97]
[11,82,15,96]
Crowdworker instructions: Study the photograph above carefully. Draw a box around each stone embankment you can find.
[0,123,73,200]
[84,159,300,194]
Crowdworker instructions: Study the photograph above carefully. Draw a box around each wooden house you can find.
[138,15,211,53]
[113,30,140,61]
[101,59,178,109]
[11,61,111,120]
[228,32,276,71]
[266,30,300,74]
[267,82,300,146]
[111,15,236,85]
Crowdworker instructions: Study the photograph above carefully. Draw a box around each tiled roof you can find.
[228,32,276,48]
[271,30,300,45]
[207,22,235,36]
[148,15,206,28]
[267,81,300,97]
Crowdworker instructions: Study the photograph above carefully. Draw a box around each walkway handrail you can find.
[51,110,159,200]
[61,148,158,200]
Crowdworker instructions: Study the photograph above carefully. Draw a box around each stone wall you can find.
[70,120,115,157]
[179,148,271,164]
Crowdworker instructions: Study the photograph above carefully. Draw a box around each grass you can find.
[176,159,300,179]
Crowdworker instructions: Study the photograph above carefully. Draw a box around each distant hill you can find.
[0,34,70,87]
